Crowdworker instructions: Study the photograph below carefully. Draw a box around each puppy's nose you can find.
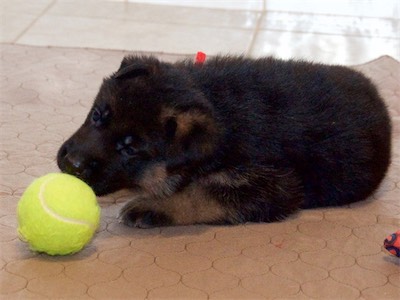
[57,141,98,179]
[64,152,87,176]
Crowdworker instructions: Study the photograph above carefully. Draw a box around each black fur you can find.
[57,55,391,227]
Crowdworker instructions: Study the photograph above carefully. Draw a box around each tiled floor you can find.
[1,0,399,64]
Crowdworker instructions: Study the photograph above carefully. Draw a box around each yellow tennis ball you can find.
[17,173,101,255]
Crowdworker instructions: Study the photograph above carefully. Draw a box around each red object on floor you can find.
[384,230,400,257]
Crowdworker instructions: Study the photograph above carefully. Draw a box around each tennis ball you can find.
[17,173,101,255]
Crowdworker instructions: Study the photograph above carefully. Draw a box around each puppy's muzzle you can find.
[57,142,98,180]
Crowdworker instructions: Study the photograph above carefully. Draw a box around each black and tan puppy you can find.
[57,55,391,228]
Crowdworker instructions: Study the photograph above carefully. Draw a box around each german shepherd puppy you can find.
[57,55,391,228]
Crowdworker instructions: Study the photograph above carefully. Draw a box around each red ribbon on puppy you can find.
[195,51,206,65]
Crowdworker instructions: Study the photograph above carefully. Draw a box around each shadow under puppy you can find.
[57,55,391,228]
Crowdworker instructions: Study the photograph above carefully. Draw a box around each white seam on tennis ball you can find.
[39,175,96,230]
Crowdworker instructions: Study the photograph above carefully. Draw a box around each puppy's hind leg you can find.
[208,166,305,223]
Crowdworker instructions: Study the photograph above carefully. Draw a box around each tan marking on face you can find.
[176,111,211,137]
[161,107,216,137]
[160,106,220,159]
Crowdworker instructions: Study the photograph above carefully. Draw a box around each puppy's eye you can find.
[92,108,101,123]
[117,135,138,158]
[121,147,137,157]
[124,135,133,144]
[91,106,110,127]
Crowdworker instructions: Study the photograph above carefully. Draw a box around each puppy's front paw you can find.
[120,207,172,229]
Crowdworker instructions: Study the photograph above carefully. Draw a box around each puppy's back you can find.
[186,56,391,207]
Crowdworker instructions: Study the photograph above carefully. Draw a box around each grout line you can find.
[249,27,399,40]
[13,0,57,44]
[123,1,266,14]
[245,0,267,56]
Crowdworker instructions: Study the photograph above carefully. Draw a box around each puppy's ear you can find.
[114,64,150,80]
[161,106,219,167]
[114,56,160,80]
